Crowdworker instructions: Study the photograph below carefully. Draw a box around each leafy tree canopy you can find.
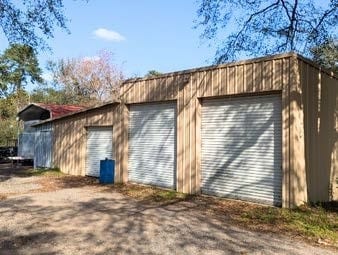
[196,0,338,63]
[30,87,74,105]
[145,70,163,78]
[0,44,42,97]
[311,38,338,74]
[0,0,69,50]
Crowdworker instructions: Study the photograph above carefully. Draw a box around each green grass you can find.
[240,205,338,243]
[111,183,338,246]
[25,168,65,177]
[112,183,188,203]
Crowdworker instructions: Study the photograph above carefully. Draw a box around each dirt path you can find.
[0,186,335,255]
[0,163,336,254]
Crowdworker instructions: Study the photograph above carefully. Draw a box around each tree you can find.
[0,44,42,97]
[30,87,72,105]
[0,0,69,50]
[311,38,338,74]
[49,51,124,106]
[0,90,29,146]
[145,70,163,78]
[196,0,338,63]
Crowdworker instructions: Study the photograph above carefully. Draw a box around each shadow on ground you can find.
[0,188,335,255]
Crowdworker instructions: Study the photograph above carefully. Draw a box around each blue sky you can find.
[2,0,217,86]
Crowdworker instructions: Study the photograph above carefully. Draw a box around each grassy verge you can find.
[238,205,337,245]
[25,168,65,177]
[110,183,338,247]
[111,183,189,203]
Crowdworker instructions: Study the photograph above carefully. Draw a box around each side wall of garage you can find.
[52,104,117,176]
[298,58,338,202]
[117,53,309,207]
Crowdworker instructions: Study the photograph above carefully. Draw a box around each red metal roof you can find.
[36,104,85,119]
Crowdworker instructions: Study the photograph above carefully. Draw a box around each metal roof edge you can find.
[122,52,298,84]
[33,101,120,126]
[17,103,44,116]
[293,53,338,80]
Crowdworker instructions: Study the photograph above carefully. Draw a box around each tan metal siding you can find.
[53,105,116,176]
[120,54,294,200]
[299,59,338,202]
[49,53,336,208]
[289,57,307,207]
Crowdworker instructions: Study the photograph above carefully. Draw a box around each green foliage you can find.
[0,90,29,146]
[311,38,338,74]
[30,87,74,105]
[145,70,163,78]
[196,0,338,63]
[0,118,17,146]
[0,44,42,96]
[240,205,338,242]
[0,0,69,50]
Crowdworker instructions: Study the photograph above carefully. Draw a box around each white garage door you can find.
[201,95,282,206]
[86,127,113,177]
[128,103,176,189]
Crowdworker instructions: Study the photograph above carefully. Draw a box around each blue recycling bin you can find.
[99,159,115,184]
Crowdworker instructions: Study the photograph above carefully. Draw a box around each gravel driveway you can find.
[0,165,336,255]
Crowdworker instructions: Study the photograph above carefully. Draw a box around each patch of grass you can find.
[25,168,65,177]
[109,183,338,247]
[239,205,338,245]
[111,183,188,203]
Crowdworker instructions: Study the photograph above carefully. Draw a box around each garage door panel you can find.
[35,131,53,168]
[201,95,282,206]
[128,103,176,189]
[86,127,113,177]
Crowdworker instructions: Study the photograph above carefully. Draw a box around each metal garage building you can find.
[34,53,337,208]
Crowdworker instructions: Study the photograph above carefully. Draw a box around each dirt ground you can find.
[0,164,336,255]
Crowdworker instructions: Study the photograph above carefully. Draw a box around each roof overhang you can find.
[17,104,51,121]
[33,100,120,127]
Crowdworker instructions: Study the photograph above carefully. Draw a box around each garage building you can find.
[34,53,338,208]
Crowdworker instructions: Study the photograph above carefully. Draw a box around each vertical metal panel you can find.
[86,127,113,177]
[128,102,176,189]
[18,133,35,158]
[201,95,282,206]
[34,130,53,168]
[52,105,115,176]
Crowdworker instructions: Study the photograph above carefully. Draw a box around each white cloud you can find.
[93,28,125,42]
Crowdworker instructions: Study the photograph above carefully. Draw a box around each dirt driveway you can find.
[0,164,336,255]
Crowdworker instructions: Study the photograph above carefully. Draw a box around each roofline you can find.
[123,52,298,83]
[33,101,120,126]
[295,53,338,80]
[17,103,45,116]
[123,52,337,83]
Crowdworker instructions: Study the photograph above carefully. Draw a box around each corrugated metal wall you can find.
[53,104,116,175]
[18,133,35,158]
[34,131,53,168]
[299,59,338,202]
[119,53,302,207]
[46,52,336,207]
